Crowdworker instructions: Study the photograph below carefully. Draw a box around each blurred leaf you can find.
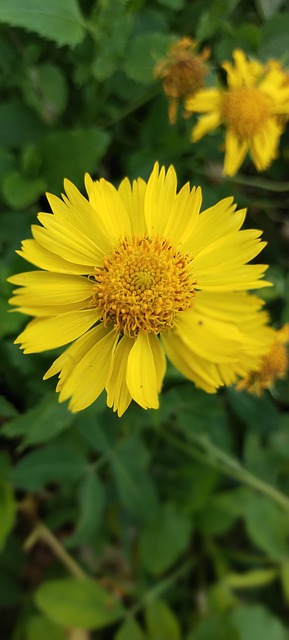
[35,578,124,629]
[115,618,146,640]
[280,560,289,604]
[0,99,46,148]
[255,0,284,19]
[156,0,184,9]
[145,600,181,640]
[124,33,173,84]
[38,127,110,191]
[244,495,288,560]
[2,392,74,447]
[23,64,68,123]
[139,503,192,575]
[0,395,18,419]
[260,13,289,58]
[225,568,277,589]
[187,614,239,640]
[243,433,280,484]
[111,433,159,521]
[26,615,66,640]
[172,461,218,515]
[226,388,280,435]
[65,471,104,548]
[0,0,86,47]
[229,604,286,640]
[2,171,47,209]
[0,454,16,551]
[11,443,87,490]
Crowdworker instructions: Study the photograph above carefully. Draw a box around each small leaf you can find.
[187,614,239,640]
[0,0,86,47]
[2,171,47,209]
[115,618,146,640]
[140,503,192,575]
[11,443,86,490]
[65,471,104,548]
[35,578,124,630]
[26,615,66,640]
[225,568,277,589]
[0,479,16,551]
[230,604,286,640]
[145,600,181,640]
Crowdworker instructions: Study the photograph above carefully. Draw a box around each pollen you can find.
[221,87,271,139]
[93,235,196,337]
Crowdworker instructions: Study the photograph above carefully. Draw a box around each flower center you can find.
[221,87,271,139]
[93,235,196,337]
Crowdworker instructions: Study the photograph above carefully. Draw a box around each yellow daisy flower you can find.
[185,49,289,176]
[236,323,289,395]
[8,163,273,416]
[154,37,210,125]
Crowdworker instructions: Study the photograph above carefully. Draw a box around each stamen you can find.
[93,235,196,337]
[221,87,271,138]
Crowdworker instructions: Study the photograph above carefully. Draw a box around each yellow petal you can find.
[84,174,131,241]
[16,239,93,275]
[15,309,100,353]
[175,308,241,363]
[118,177,147,236]
[144,162,177,236]
[8,272,92,307]
[162,331,221,392]
[223,130,248,176]
[191,112,222,142]
[106,335,134,416]
[126,332,159,409]
[185,88,222,113]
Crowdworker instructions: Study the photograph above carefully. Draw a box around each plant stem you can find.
[160,428,289,513]
[24,522,87,580]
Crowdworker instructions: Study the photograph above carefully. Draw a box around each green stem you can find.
[24,522,87,580]
[129,557,195,617]
[161,428,289,513]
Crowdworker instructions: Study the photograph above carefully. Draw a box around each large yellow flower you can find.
[8,163,273,416]
[185,49,289,176]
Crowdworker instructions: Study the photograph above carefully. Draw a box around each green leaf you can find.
[187,614,239,640]
[244,494,288,560]
[260,14,289,58]
[26,615,66,640]
[145,600,181,640]
[0,0,86,48]
[0,395,18,419]
[255,0,284,19]
[2,392,74,447]
[230,604,286,640]
[35,578,124,629]
[225,568,277,589]
[65,471,104,548]
[0,475,16,551]
[280,560,289,604]
[226,388,280,435]
[139,503,192,575]
[11,443,86,490]
[38,127,111,191]
[2,171,47,209]
[115,618,146,640]
[111,433,159,521]
[23,64,68,124]
[124,33,174,84]
[0,99,46,148]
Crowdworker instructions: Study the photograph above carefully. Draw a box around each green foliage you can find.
[1,1,289,639]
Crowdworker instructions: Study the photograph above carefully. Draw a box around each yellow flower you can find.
[236,323,289,395]
[8,163,273,416]
[185,49,289,176]
[154,37,210,124]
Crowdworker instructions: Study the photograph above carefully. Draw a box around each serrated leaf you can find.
[0,0,86,48]
[11,443,86,490]
[145,600,181,640]
[35,578,124,629]
[140,503,192,575]
[2,392,74,447]
[65,471,104,548]
[39,127,110,191]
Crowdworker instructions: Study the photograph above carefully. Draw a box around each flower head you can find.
[185,49,289,176]
[236,323,289,395]
[9,163,273,416]
[154,37,210,124]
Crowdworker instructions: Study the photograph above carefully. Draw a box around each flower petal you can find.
[15,309,100,353]
[85,174,132,241]
[106,335,134,416]
[223,130,248,176]
[118,177,147,235]
[162,331,222,392]
[144,162,177,236]
[191,112,222,142]
[126,332,160,409]
[16,239,93,275]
